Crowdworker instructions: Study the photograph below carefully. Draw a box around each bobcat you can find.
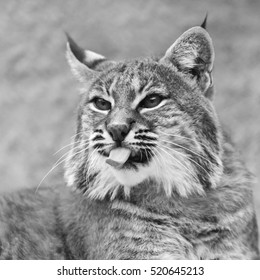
[0,21,259,260]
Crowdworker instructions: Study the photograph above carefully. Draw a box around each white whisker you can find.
[159,143,211,179]
[86,148,99,187]
[70,131,83,140]
[159,130,210,150]
[151,149,161,180]
[157,145,196,179]
[160,138,211,164]
[36,144,90,193]
[53,139,87,155]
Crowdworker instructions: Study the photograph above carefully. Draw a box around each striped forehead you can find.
[89,60,164,108]
[110,74,138,103]
[107,61,155,104]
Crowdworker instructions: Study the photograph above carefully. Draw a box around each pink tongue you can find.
[106,148,131,168]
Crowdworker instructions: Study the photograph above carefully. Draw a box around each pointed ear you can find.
[200,14,208,29]
[66,34,112,83]
[160,27,214,95]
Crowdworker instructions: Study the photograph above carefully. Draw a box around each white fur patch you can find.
[110,165,150,187]
[85,143,204,200]
[88,103,110,114]
[65,124,208,200]
[64,148,77,187]
[131,76,140,93]
[84,50,105,64]
[177,49,199,69]
[86,152,121,200]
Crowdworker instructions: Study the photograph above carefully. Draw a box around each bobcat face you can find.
[87,66,159,169]
[65,26,223,199]
[83,61,169,190]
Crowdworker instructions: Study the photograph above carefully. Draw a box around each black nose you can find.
[107,124,130,142]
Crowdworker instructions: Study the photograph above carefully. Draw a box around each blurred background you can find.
[0,0,259,240]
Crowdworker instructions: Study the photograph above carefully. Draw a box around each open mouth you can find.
[105,147,152,169]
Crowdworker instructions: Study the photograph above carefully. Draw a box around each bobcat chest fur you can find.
[0,22,259,259]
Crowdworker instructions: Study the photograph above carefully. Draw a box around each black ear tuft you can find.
[65,32,85,63]
[201,13,208,30]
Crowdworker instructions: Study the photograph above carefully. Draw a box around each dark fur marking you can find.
[136,129,150,134]
[134,135,157,141]
[202,146,218,166]
[188,57,206,80]
[117,64,127,74]
[113,207,169,227]
[131,142,156,147]
[129,148,153,164]
[75,164,88,190]
[200,113,218,147]
[93,143,105,149]
[92,135,105,141]
[197,169,211,189]
[200,215,218,223]
[82,172,99,192]
[196,228,231,242]
[89,58,106,69]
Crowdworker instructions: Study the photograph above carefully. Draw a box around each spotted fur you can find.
[0,24,258,259]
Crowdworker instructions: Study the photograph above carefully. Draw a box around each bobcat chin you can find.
[0,21,259,259]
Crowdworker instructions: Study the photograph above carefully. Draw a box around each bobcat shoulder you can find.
[0,22,259,259]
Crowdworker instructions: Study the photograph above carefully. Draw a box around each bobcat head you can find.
[65,25,223,200]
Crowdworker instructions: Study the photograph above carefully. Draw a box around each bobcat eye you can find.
[93,98,111,111]
[139,94,163,109]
